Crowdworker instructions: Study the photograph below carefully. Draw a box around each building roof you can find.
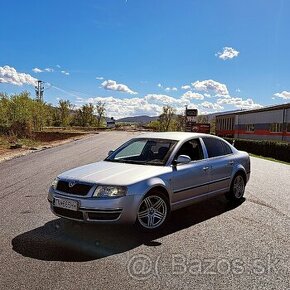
[216,103,290,118]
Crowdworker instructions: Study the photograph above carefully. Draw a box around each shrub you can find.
[223,138,290,163]
[9,120,33,138]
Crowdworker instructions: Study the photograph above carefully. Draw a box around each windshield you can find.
[105,138,177,166]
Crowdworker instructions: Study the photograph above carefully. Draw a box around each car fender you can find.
[231,163,247,184]
[129,177,171,202]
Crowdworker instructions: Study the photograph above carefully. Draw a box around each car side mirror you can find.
[174,155,191,165]
[108,150,114,156]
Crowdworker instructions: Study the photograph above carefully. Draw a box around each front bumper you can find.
[48,189,143,224]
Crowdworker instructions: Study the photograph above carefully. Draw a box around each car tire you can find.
[225,173,245,203]
[135,191,170,232]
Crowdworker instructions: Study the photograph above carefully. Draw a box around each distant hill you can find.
[116,115,158,124]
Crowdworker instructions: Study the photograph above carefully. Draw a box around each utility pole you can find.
[35,80,44,102]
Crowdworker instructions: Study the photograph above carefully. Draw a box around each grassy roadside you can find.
[0,136,41,149]
[0,130,94,163]
[0,130,90,151]
[249,153,290,165]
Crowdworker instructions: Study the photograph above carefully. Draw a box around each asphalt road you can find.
[0,131,289,290]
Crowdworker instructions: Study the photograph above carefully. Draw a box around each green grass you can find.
[249,153,290,165]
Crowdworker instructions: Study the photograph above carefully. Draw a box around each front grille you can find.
[53,207,84,220]
[87,210,122,221]
[56,180,93,196]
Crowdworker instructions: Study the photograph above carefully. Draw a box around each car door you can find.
[201,137,234,193]
[171,138,211,205]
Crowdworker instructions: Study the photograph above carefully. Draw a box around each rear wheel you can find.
[136,192,169,231]
[225,174,245,202]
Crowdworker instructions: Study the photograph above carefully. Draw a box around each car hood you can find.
[58,161,170,186]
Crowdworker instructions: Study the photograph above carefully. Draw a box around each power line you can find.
[47,83,93,99]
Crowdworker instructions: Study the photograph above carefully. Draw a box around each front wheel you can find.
[136,192,170,231]
[225,174,245,202]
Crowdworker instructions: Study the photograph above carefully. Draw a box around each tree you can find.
[171,115,185,131]
[95,101,106,127]
[0,93,10,129]
[147,120,160,131]
[196,115,209,123]
[158,105,176,131]
[73,103,95,127]
[58,100,72,127]
[0,91,52,136]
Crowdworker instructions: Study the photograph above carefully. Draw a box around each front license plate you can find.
[54,197,78,211]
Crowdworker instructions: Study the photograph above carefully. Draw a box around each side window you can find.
[175,138,204,161]
[222,141,233,155]
[203,137,231,158]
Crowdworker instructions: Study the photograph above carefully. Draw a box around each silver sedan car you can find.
[48,132,250,231]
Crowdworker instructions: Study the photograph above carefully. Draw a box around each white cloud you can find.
[75,93,205,119]
[77,96,162,119]
[216,47,240,60]
[236,88,241,93]
[33,67,54,73]
[61,70,70,76]
[0,65,37,86]
[274,91,290,100]
[157,83,163,88]
[200,101,223,111]
[144,94,185,106]
[181,91,204,101]
[192,79,229,95]
[96,76,104,80]
[44,67,54,72]
[101,79,137,95]
[32,67,43,73]
[217,97,263,109]
[181,85,191,90]
[56,64,61,68]
[165,87,178,92]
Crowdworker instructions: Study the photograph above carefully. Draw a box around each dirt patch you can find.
[0,147,33,163]
[33,131,88,142]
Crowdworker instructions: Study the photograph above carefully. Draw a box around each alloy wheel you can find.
[137,195,168,229]
[233,175,245,199]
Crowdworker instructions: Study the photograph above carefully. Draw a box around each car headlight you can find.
[93,185,127,198]
[51,177,59,190]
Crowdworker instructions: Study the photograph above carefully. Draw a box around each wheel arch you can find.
[145,185,170,201]
[232,168,247,185]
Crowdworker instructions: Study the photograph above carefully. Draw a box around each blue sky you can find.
[1,0,290,118]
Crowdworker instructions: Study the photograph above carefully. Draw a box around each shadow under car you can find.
[12,196,245,262]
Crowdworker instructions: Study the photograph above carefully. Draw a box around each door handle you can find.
[228,161,234,165]
[202,166,209,171]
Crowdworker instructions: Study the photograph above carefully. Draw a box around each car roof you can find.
[134,131,214,141]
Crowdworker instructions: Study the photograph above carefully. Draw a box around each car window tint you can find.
[115,140,146,159]
[175,138,204,161]
[107,138,177,166]
[203,137,231,158]
[222,141,233,155]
